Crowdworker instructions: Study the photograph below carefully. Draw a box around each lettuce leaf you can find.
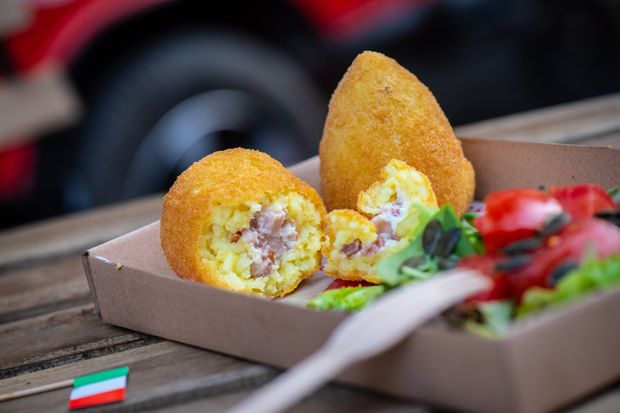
[463,300,513,339]
[462,212,485,254]
[518,255,620,317]
[377,204,481,287]
[307,285,386,312]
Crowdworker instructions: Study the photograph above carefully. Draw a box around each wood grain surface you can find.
[1,94,619,413]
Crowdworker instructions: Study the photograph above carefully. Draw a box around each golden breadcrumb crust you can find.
[319,51,475,216]
[160,148,326,297]
[321,209,388,284]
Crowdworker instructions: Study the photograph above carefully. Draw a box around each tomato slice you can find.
[549,184,616,220]
[458,254,511,302]
[509,219,620,301]
[474,189,563,251]
[324,279,374,291]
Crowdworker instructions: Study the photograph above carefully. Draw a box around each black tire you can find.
[69,31,325,209]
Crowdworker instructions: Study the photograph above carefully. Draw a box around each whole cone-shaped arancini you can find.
[161,148,326,298]
[319,51,475,216]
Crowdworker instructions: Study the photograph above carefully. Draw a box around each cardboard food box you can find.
[83,138,620,413]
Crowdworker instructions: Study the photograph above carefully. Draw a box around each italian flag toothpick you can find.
[0,366,130,407]
[68,367,129,410]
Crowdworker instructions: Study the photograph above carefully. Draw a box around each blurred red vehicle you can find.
[0,0,436,226]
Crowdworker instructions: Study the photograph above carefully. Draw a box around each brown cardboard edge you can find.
[81,250,101,317]
[459,136,620,198]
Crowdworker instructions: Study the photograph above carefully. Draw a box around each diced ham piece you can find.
[340,197,407,257]
[341,239,362,257]
[241,209,298,277]
[371,216,394,238]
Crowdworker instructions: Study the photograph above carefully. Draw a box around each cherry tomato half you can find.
[549,184,616,220]
[458,254,511,302]
[324,279,374,291]
[474,189,563,251]
[509,218,620,301]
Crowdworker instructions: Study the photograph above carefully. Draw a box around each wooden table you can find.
[2,93,620,413]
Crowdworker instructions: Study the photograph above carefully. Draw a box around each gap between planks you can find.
[0,255,90,324]
[0,304,160,379]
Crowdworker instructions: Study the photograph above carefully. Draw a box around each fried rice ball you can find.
[161,148,327,298]
[322,159,438,283]
[319,50,475,216]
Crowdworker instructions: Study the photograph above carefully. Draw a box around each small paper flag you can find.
[68,367,129,410]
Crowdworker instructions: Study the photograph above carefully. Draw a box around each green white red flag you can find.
[68,366,129,409]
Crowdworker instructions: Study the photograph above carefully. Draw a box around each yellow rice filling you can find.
[199,192,322,296]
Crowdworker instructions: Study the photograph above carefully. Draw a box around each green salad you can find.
[308,184,620,338]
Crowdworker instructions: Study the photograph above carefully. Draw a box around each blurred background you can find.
[1,0,619,229]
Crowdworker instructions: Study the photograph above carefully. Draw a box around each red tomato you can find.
[458,254,511,302]
[474,189,563,251]
[324,279,374,291]
[549,184,616,220]
[510,219,620,301]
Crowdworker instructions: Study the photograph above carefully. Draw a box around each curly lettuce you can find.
[307,285,386,312]
[518,255,620,317]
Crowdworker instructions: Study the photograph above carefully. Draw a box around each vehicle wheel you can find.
[68,31,325,209]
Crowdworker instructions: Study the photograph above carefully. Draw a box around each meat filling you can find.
[240,209,298,277]
[340,198,406,257]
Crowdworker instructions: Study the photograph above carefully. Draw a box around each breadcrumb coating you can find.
[319,51,475,216]
[161,148,326,298]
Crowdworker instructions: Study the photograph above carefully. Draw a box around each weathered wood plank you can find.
[0,304,160,379]
[455,93,620,144]
[0,195,162,269]
[157,383,431,413]
[576,131,620,149]
[0,255,89,324]
[161,381,435,413]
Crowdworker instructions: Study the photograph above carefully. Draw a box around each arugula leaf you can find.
[433,205,478,257]
[377,204,481,287]
[307,285,386,312]
[609,187,620,206]
[377,233,426,287]
[517,255,620,317]
[400,256,439,280]
[462,212,485,254]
